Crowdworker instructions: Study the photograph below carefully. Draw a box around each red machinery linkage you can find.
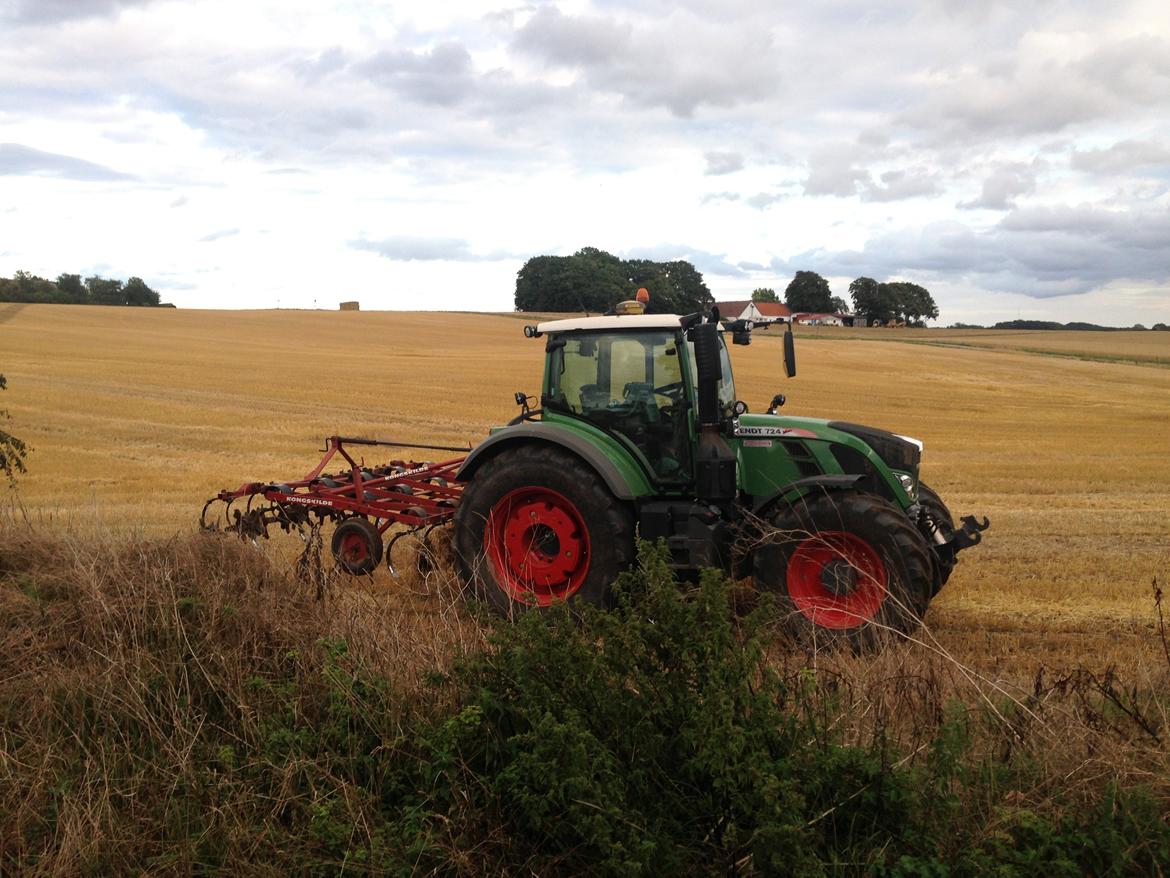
[200,435,469,574]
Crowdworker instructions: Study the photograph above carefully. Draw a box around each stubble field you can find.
[3,302,1169,677]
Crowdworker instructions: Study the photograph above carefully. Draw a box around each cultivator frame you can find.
[201,435,468,574]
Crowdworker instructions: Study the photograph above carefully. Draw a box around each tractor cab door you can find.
[546,330,692,484]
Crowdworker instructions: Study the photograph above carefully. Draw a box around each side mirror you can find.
[767,393,786,415]
[783,322,796,378]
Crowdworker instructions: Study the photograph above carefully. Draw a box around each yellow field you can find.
[4,303,1169,670]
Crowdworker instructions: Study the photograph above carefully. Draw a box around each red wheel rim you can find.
[786,531,888,629]
[339,531,369,564]
[483,486,591,606]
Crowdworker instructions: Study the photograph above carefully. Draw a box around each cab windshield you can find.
[545,330,691,482]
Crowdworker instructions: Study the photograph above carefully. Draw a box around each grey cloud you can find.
[0,142,132,181]
[513,6,631,66]
[744,191,787,209]
[169,195,188,208]
[1071,140,1170,175]
[861,168,940,202]
[958,163,1038,210]
[199,228,239,243]
[779,204,1170,298]
[700,191,740,204]
[804,145,870,197]
[2,0,154,24]
[623,244,746,278]
[513,7,779,117]
[704,150,744,176]
[291,47,348,84]
[349,236,517,262]
[360,42,475,107]
[1074,35,1170,105]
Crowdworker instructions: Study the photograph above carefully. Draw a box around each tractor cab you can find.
[537,316,721,484]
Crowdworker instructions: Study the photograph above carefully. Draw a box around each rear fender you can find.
[455,423,653,500]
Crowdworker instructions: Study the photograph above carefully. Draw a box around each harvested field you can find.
[2,304,1169,680]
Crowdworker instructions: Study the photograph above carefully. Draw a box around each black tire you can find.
[917,481,956,593]
[753,489,934,652]
[331,517,383,575]
[453,445,634,615]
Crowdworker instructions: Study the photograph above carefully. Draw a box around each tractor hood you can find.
[730,413,922,509]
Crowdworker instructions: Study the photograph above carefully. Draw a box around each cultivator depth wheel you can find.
[331,518,383,575]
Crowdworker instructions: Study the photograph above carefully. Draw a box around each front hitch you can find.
[934,515,991,567]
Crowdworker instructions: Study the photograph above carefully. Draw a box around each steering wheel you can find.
[653,381,686,399]
[652,381,686,418]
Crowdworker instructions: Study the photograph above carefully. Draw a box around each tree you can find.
[515,248,713,314]
[124,277,161,307]
[86,275,125,306]
[0,374,28,485]
[849,276,893,324]
[783,271,833,313]
[881,281,938,325]
[56,273,87,304]
[751,287,779,303]
[850,277,938,325]
[829,296,848,314]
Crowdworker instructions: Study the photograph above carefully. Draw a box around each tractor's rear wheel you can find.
[754,489,933,651]
[453,445,634,614]
[332,517,383,575]
[917,481,956,592]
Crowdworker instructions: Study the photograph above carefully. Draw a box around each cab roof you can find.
[536,313,684,333]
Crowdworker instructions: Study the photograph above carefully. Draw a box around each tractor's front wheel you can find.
[453,445,634,614]
[754,489,933,651]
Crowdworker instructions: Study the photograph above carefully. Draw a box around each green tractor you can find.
[453,299,989,648]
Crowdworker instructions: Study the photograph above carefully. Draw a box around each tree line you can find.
[0,271,166,307]
[750,271,940,326]
[515,248,714,314]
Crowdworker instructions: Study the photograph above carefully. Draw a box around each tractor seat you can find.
[579,383,610,411]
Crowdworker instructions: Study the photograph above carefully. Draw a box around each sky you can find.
[1,0,1168,325]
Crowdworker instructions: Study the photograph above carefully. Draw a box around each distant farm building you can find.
[340,301,360,311]
[715,300,792,325]
[792,312,845,327]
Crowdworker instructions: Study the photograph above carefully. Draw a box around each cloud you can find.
[0,142,132,181]
[958,162,1039,210]
[623,244,746,278]
[803,145,870,197]
[360,42,475,107]
[744,191,787,210]
[700,191,740,204]
[1071,139,1170,175]
[198,228,239,243]
[861,168,940,202]
[349,236,517,262]
[512,6,779,117]
[2,0,155,24]
[703,150,743,176]
[779,204,1170,298]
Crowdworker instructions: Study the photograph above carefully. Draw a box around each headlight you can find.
[896,472,916,496]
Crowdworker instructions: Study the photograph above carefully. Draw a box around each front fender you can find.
[455,422,654,500]
[752,474,866,516]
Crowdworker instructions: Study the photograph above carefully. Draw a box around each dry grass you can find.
[1,525,1167,873]
[3,303,1169,679]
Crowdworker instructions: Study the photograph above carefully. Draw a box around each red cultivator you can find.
[200,436,468,575]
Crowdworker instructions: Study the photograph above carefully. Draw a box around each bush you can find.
[3,532,1168,875]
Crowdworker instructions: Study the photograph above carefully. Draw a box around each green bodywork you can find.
[469,325,916,511]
